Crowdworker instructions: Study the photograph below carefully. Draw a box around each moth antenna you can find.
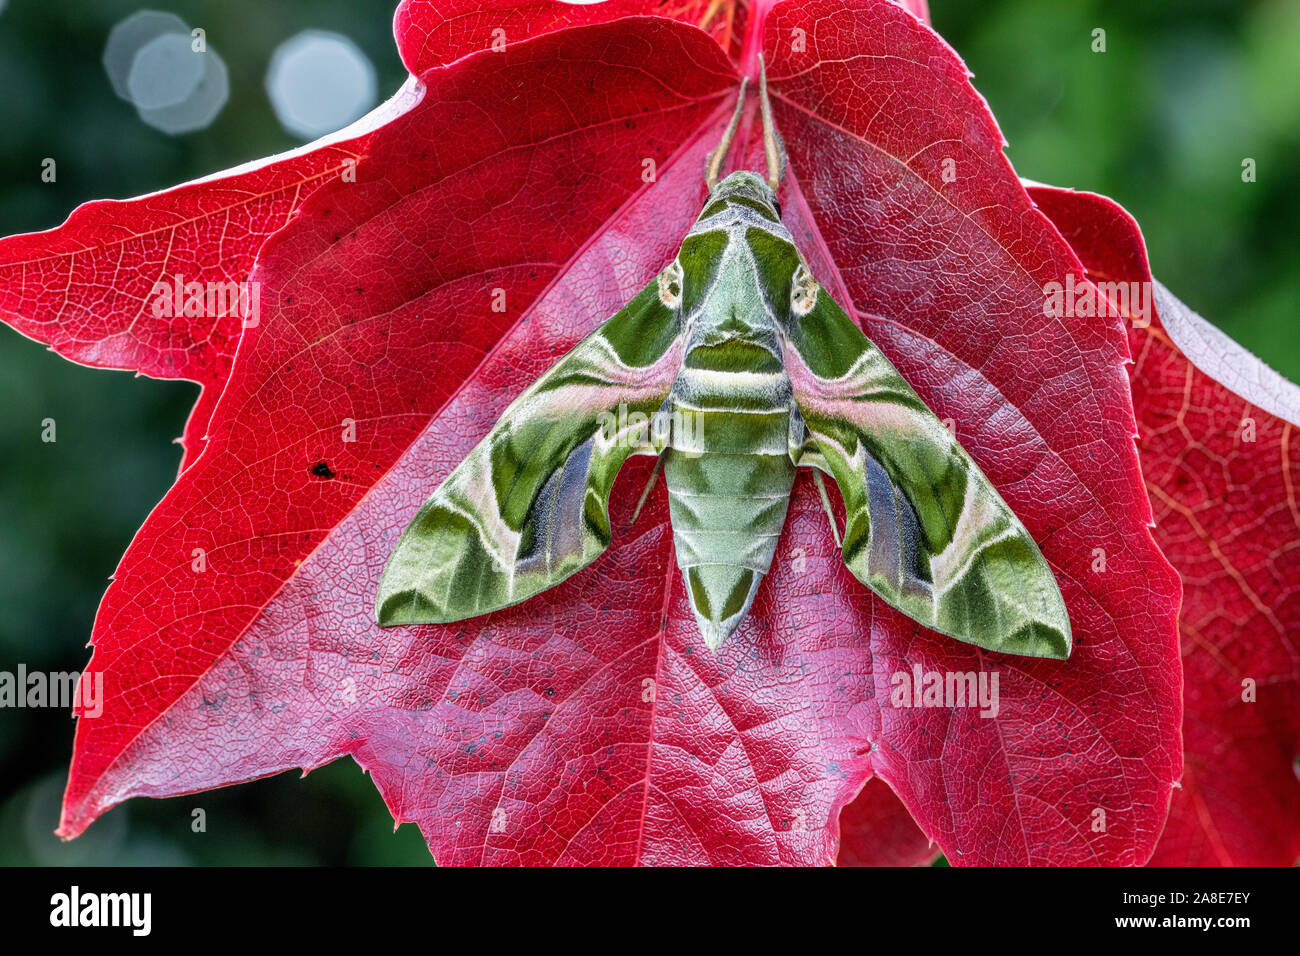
[706,77,748,189]
[758,54,786,192]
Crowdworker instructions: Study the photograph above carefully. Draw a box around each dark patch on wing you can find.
[861,449,930,598]
[517,437,596,576]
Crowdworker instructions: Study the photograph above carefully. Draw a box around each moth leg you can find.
[626,399,676,526]
[812,470,843,549]
[786,404,819,466]
[788,406,842,547]
[629,454,665,526]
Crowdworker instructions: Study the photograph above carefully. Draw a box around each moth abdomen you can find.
[663,394,796,648]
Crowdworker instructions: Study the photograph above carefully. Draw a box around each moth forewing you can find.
[375,273,684,627]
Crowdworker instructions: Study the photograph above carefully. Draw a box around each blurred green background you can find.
[0,0,1296,866]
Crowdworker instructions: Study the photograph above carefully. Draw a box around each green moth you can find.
[376,62,1072,659]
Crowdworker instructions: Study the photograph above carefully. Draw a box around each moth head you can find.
[709,170,782,219]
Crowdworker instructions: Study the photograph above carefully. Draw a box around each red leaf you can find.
[394,0,750,73]
[6,1,1181,864]
[0,0,709,473]
[1029,184,1300,867]
[0,117,393,470]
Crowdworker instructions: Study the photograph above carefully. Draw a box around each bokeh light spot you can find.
[138,50,229,136]
[266,30,377,140]
[103,10,190,102]
[103,10,229,135]
[126,33,205,110]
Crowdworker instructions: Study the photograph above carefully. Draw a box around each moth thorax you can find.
[712,170,777,211]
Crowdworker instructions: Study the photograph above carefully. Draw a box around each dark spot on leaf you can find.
[311,461,336,480]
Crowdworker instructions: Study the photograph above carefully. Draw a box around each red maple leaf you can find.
[0,0,1188,865]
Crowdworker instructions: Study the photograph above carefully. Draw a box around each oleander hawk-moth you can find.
[376,63,1072,659]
